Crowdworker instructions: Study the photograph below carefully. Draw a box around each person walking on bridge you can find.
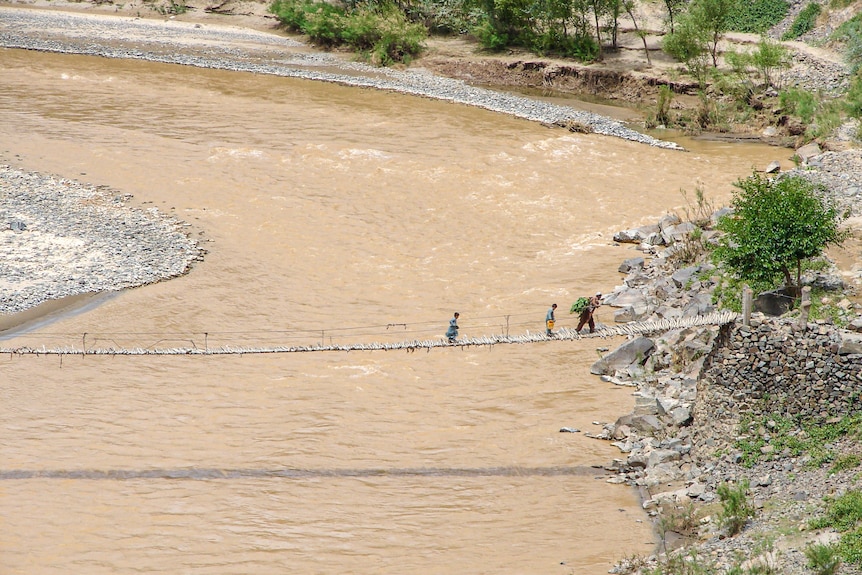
[546,303,557,336]
[576,292,602,334]
[446,312,460,343]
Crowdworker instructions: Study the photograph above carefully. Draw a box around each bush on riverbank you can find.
[269,0,426,64]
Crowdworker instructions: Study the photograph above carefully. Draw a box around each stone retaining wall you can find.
[703,319,862,421]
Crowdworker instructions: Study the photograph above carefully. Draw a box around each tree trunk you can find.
[591,0,603,60]
[625,5,651,66]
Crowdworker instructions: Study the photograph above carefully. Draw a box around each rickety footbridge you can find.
[0,311,738,356]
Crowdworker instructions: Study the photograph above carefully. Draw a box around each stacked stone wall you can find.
[703,320,862,421]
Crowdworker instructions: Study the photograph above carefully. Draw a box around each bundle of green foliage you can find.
[714,172,848,298]
[570,296,590,314]
[269,0,426,65]
[717,479,754,536]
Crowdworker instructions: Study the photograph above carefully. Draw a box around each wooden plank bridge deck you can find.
[0,311,738,356]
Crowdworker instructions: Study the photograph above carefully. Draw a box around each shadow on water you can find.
[0,465,606,480]
[0,291,119,341]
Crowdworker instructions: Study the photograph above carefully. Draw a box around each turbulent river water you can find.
[0,29,793,574]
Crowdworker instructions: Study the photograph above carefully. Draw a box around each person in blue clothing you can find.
[546,303,557,336]
[446,312,460,343]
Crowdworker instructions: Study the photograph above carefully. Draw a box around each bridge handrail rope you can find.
[7,311,567,349]
[1,311,738,356]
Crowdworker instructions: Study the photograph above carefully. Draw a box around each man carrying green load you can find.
[572,292,602,334]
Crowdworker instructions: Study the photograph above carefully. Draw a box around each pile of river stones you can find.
[0,165,203,315]
[587,156,862,574]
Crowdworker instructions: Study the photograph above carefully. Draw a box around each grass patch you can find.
[735,413,862,468]
[811,490,862,565]
[830,13,862,73]
[805,542,841,575]
[831,453,862,475]
[782,2,821,40]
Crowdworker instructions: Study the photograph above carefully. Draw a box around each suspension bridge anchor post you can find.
[796,286,812,331]
[742,285,752,327]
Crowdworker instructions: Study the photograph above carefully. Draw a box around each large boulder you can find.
[671,265,699,289]
[619,257,645,274]
[796,142,821,164]
[603,288,649,309]
[711,207,733,226]
[662,222,697,245]
[590,336,655,375]
[658,213,681,232]
[802,272,845,292]
[613,224,660,244]
[839,332,862,355]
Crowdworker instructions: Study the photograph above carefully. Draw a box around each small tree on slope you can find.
[714,172,848,299]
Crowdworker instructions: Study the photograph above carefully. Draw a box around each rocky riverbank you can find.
[585,181,862,573]
[0,165,202,316]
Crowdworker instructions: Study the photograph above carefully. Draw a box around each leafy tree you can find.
[689,0,737,67]
[724,35,791,95]
[587,0,610,58]
[715,172,849,298]
[662,16,710,86]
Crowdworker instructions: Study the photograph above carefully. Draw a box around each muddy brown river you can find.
[0,31,792,574]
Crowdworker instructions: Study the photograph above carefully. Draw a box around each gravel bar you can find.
[0,166,201,315]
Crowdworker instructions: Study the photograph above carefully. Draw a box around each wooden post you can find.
[797,286,812,330]
[742,285,752,327]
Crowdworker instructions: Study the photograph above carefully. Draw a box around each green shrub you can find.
[717,479,754,536]
[831,453,862,475]
[806,543,841,575]
[470,18,510,50]
[837,529,862,565]
[726,0,788,33]
[780,87,818,122]
[269,0,425,64]
[656,84,674,126]
[811,490,862,565]
[270,0,346,44]
[830,13,862,73]
[847,73,862,118]
[537,33,598,60]
[808,99,845,140]
[658,502,700,540]
[410,0,478,34]
[782,2,822,40]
